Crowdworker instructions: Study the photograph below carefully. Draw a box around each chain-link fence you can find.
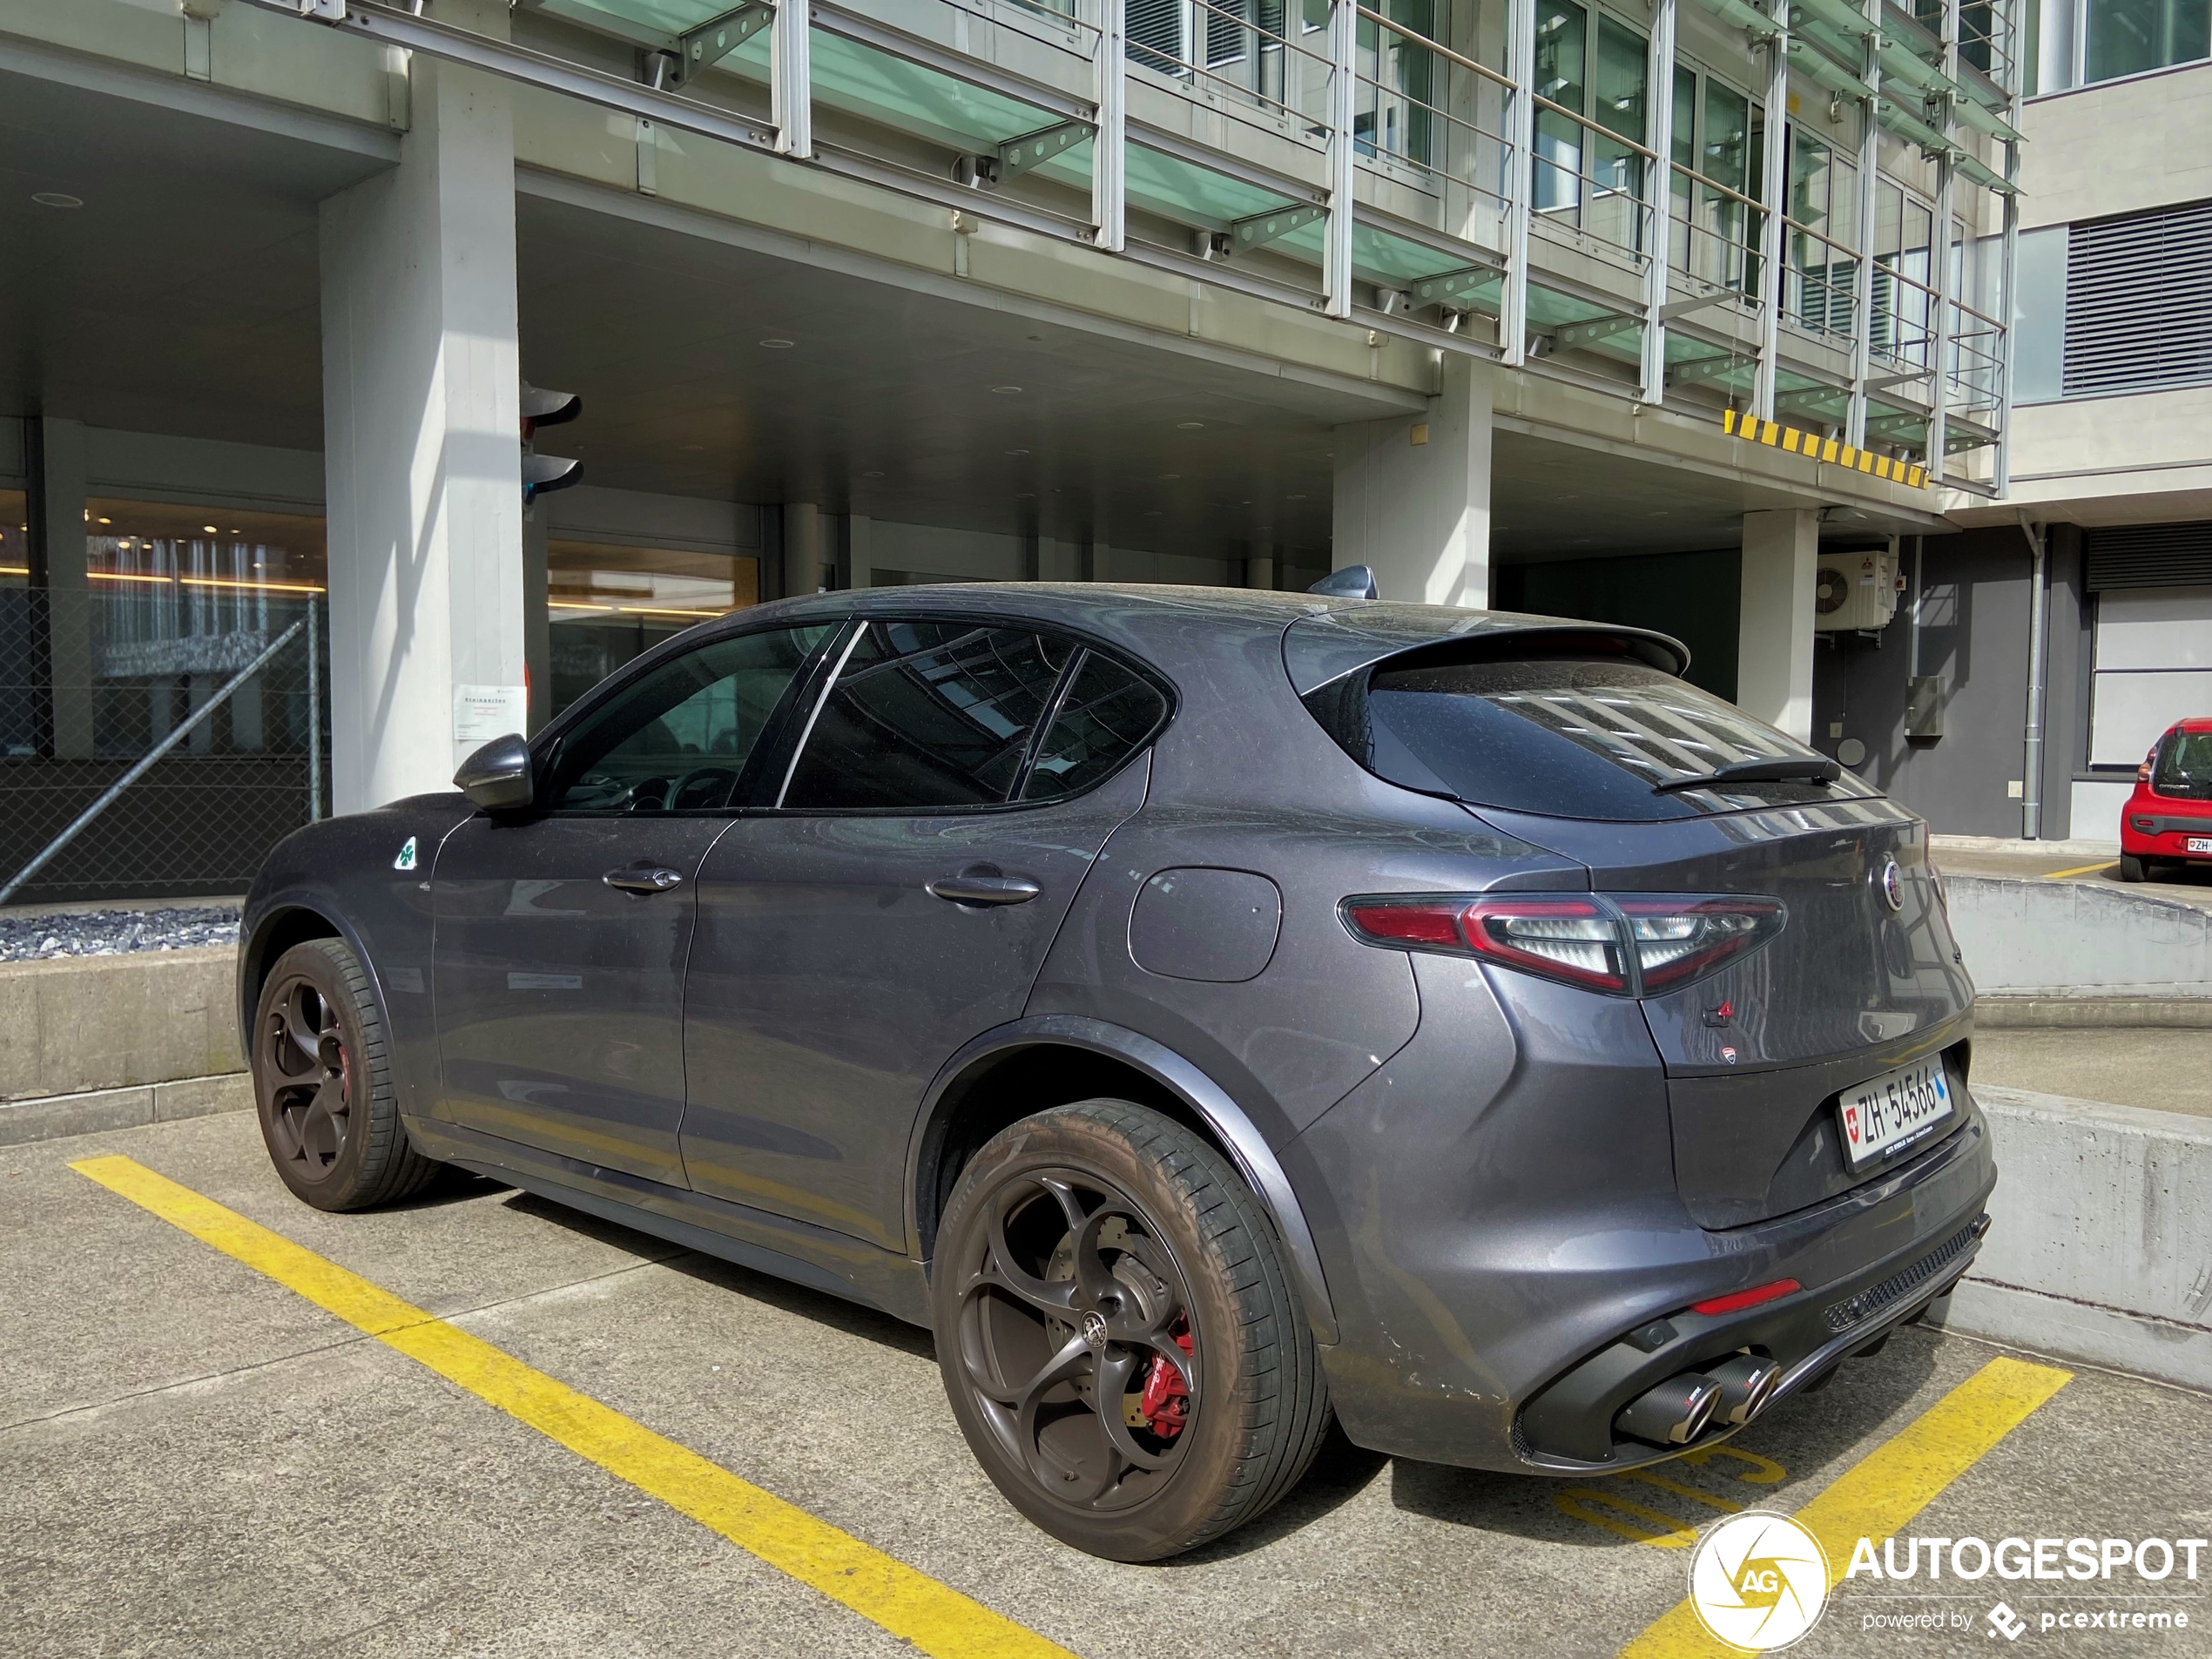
[0,586,326,906]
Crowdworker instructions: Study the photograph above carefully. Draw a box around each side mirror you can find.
[455,733,535,812]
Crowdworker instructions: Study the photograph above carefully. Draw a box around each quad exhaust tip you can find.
[1615,1372,1725,1447]
[1704,1354,1783,1426]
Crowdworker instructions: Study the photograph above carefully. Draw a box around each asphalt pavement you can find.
[6,1112,2209,1659]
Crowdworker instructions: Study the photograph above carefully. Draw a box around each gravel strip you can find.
[0,907,242,962]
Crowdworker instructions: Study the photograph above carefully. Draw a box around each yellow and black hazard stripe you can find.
[1723,408,1929,489]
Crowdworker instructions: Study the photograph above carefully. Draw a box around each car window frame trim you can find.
[766,611,1176,820]
[533,615,854,820]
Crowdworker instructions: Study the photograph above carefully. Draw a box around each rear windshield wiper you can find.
[1653,755,1843,793]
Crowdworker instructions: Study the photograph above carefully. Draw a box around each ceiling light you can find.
[96,517,111,525]
[31,192,83,208]
[1006,448,1029,455]
[991,385,1022,395]
[203,525,219,534]
[862,469,885,478]
[759,337,794,348]
[1159,473,1180,480]
[1176,421,1204,429]
[681,443,704,453]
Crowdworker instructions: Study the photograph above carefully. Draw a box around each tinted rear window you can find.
[2154,730,2212,798]
[1312,655,1871,821]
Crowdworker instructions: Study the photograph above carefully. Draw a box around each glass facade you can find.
[546,540,759,716]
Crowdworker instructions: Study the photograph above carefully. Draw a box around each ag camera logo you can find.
[1689,1511,1831,1651]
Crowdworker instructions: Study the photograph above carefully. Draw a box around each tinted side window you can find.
[544,624,834,813]
[781,622,1075,812]
[1022,652,1169,801]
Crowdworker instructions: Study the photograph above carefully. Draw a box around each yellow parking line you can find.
[71,1155,1075,1659]
[2041,860,2117,880]
[1617,1355,2072,1657]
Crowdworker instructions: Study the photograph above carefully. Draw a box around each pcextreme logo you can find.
[1688,1510,1832,1651]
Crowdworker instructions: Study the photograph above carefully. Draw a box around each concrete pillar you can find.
[1330,355,1492,606]
[1737,509,1819,741]
[1244,550,1277,590]
[847,513,873,591]
[31,417,93,759]
[522,505,549,734]
[320,1,525,813]
[783,503,826,596]
[1034,535,1083,583]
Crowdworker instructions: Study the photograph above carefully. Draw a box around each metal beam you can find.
[1323,0,1357,319]
[1502,0,1535,365]
[1789,0,1878,37]
[1847,0,1880,448]
[1552,313,1642,353]
[1094,0,1125,252]
[1231,201,1326,253]
[669,3,769,89]
[1411,266,1503,309]
[1659,289,1739,322]
[1753,1,1789,419]
[997,118,1091,181]
[1641,0,1677,403]
[1928,0,1959,484]
[1672,352,1757,387]
[772,0,810,158]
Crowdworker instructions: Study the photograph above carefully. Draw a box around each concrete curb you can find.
[0,945,241,1102]
[1975,996,2212,1028]
[0,1072,254,1148]
[1938,1084,2212,1393]
[1946,875,2212,997]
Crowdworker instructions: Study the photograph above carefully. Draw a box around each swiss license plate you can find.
[2188,836,2212,854]
[1838,1059,1953,1169]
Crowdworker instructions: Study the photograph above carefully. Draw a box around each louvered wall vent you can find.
[2085,521,2212,591]
[2063,199,2212,398]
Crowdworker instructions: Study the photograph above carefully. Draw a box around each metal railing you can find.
[0,590,326,906]
[258,0,2016,480]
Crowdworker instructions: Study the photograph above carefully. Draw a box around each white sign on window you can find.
[453,684,528,743]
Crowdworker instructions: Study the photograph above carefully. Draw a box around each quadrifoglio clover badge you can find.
[1688,1510,1833,1651]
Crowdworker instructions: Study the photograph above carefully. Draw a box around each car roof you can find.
[746,583,1693,685]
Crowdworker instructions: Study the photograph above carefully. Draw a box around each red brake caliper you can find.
[1137,1315,1195,1439]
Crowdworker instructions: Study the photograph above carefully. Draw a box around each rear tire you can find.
[932,1100,1332,1561]
[250,938,440,1211]
[2118,853,2147,882]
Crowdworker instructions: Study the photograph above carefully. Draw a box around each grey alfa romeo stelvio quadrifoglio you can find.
[239,579,1992,1561]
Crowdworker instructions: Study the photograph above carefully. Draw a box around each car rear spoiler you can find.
[1282,603,1691,696]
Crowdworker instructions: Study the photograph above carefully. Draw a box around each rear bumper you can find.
[2121,807,2212,855]
[1285,960,1995,1474]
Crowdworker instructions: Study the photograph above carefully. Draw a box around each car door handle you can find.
[927,867,1042,907]
[604,862,685,895]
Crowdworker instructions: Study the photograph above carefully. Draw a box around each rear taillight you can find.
[1344,896,1629,991]
[1342,893,1784,997]
[1617,896,1784,992]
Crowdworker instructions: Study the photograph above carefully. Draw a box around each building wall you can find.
[1811,528,2088,840]
[2015,60,2212,232]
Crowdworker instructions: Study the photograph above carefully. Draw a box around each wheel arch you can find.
[236,901,350,1055]
[909,1015,1339,1344]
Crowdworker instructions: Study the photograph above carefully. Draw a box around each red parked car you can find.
[2121,718,2212,882]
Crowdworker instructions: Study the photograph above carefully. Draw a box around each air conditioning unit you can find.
[1814,548,1903,631]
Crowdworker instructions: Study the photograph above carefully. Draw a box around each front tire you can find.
[250,938,439,1211]
[932,1100,1332,1561]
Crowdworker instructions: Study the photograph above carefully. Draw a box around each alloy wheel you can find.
[260,975,354,1184]
[953,1167,1201,1512]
